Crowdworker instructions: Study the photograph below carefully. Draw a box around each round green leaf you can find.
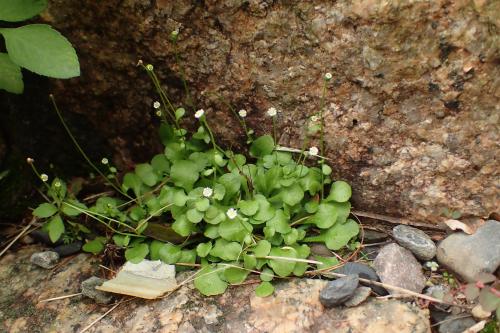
[281,183,304,206]
[195,198,210,212]
[82,238,105,255]
[194,265,228,296]
[33,202,58,218]
[170,160,200,190]
[237,200,259,216]
[243,254,257,269]
[0,0,47,22]
[135,163,158,186]
[46,214,64,243]
[187,208,204,223]
[149,240,164,260]
[260,267,274,282]
[175,107,186,120]
[159,243,181,264]
[125,243,149,263]
[0,53,23,93]
[268,247,297,277]
[151,154,170,174]
[209,239,242,261]
[172,215,196,237]
[196,242,213,258]
[255,281,275,297]
[224,266,249,284]
[218,218,252,242]
[327,181,352,202]
[266,210,291,234]
[250,135,275,157]
[1,24,79,78]
[312,203,338,229]
[322,164,332,176]
[253,240,271,257]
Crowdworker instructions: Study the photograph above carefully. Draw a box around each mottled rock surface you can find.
[40,0,499,223]
[344,286,371,307]
[0,245,431,333]
[438,314,476,333]
[374,243,426,294]
[436,220,500,282]
[29,251,59,269]
[393,225,437,260]
[81,276,113,304]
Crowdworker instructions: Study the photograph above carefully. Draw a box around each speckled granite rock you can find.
[41,0,499,223]
[436,220,500,282]
[1,245,431,333]
[393,225,436,260]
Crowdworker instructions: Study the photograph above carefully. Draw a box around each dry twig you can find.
[0,217,37,258]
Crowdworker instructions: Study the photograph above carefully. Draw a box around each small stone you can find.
[393,225,436,260]
[344,286,371,307]
[30,251,59,269]
[333,262,386,295]
[53,241,82,257]
[438,314,476,333]
[81,277,113,304]
[373,243,426,294]
[436,220,500,282]
[361,229,388,243]
[310,243,332,257]
[471,304,491,320]
[319,274,359,308]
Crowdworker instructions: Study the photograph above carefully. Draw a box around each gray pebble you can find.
[438,314,476,333]
[53,241,83,257]
[81,276,113,304]
[393,225,436,260]
[319,274,359,308]
[333,262,386,295]
[30,251,59,269]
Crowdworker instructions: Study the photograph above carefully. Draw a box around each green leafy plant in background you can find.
[29,32,358,297]
[0,0,80,94]
[464,273,500,323]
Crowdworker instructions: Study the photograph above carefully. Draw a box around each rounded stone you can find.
[392,225,436,260]
[30,251,59,269]
[81,276,113,304]
[319,274,359,308]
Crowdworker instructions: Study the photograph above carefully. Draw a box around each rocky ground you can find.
[1,220,499,332]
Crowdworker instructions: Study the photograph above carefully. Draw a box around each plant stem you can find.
[319,79,327,200]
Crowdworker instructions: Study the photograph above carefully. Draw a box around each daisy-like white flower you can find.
[226,208,238,220]
[153,101,161,109]
[324,72,333,81]
[238,109,247,118]
[26,157,34,164]
[425,261,439,272]
[40,174,49,182]
[267,107,277,117]
[202,187,213,198]
[195,109,205,119]
[101,158,109,165]
[146,64,154,71]
[156,110,162,117]
[310,115,319,122]
[308,146,319,156]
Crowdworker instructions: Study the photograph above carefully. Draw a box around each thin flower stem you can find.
[319,79,328,200]
[173,44,193,112]
[135,203,174,232]
[49,95,133,200]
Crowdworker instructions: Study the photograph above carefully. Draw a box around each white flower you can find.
[40,174,49,182]
[308,146,319,156]
[203,187,213,198]
[156,110,162,117]
[153,101,161,109]
[146,64,154,71]
[425,261,439,272]
[226,208,238,220]
[171,29,179,38]
[238,109,247,118]
[324,72,332,81]
[267,107,277,117]
[195,109,205,119]
[310,115,319,122]
[101,158,109,165]
[26,157,34,164]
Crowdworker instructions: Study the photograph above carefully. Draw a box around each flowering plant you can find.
[30,58,357,297]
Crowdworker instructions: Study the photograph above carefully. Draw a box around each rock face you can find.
[436,220,500,282]
[374,243,426,294]
[1,245,431,333]
[29,251,59,269]
[39,0,499,223]
[392,225,436,260]
[81,276,113,304]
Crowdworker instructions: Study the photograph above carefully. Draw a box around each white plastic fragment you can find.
[96,260,177,299]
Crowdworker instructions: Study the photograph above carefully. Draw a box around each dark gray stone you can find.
[393,225,436,260]
[438,314,476,333]
[53,241,83,257]
[437,220,500,282]
[30,251,59,269]
[319,274,359,308]
[344,286,371,307]
[361,230,388,243]
[333,262,386,295]
[81,276,113,304]
[373,243,426,294]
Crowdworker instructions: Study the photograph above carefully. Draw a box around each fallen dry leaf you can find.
[443,219,474,235]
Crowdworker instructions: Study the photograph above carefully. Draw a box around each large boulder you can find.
[39,0,499,223]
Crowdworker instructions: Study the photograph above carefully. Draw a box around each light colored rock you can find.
[1,245,431,333]
[392,225,436,260]
[344,286,371,307]
[374,243,426,294]
[30,251,59,269]
[436,220,500,282]
[471,304,491,320]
